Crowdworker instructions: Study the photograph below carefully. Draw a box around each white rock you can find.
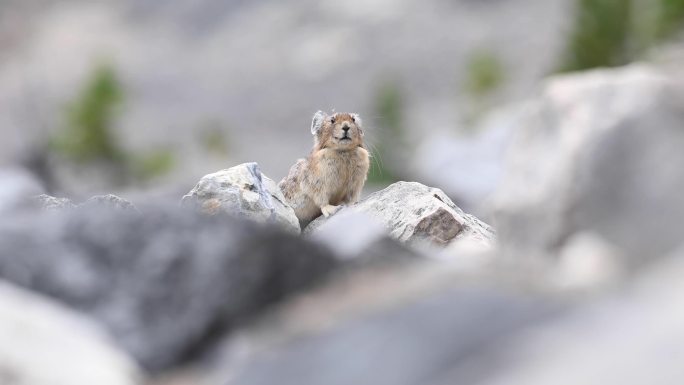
[308,211,388,259]
[182,163,300,233]
[0,168,43,213]
[491,64,684,265]
[552,232,622,290]
[0,281,142,385]
[307,181,495,248]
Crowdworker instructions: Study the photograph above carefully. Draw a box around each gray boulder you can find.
[491,64,684,267]
[0,281,142,385]
[476,249,684,385]
[212,259,560,385]
[306,182,495,248]
[0,205,336,372]
[182,163,300,233]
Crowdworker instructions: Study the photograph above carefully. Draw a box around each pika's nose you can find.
[342,125,350,132]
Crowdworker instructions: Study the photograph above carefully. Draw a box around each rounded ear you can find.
[311,110,326,135]
[352,113,363,136]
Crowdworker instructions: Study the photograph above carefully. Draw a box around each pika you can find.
[279,110,370,228]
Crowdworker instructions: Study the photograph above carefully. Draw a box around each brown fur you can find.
[279,111,370,228]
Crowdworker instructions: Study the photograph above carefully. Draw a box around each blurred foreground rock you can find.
[212,261,561,385]
[307,181,495,249]
[0,205,335,371]
[476,250,684,385]
[0,168,43,213]
[182,163,300,233]
[212,246,684,385]
[0,281,141,385]
[492,64,684,268]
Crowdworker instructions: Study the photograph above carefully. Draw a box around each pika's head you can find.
[311,110,364,150]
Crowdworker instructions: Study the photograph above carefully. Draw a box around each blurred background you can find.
[2,1,684,385]
[4,0,679,213]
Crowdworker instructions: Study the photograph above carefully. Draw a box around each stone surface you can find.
[0,168,43,213]
[0,205,336,372]
[81,194,139,212]
[182,163,300,233]
[491,64,684,267]
[33,193,138,212]
[477,250,684,385]
[211,261,561,385]
[0,281,141,385]
[34,193,75,210]
[306,182,495,248]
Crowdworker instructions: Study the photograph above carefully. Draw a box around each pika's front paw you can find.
[321,204,343,217]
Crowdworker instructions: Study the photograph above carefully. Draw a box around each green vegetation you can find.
[52,64,125,163]
[131,149,176,181]
[199,120,231,156]
[560,0,633,72]
[367,80,405,184]
[51,63,175,183]
[462,49,506,125]
[560,0,684,72]
[656,0,684,39]
[465,50,505,100]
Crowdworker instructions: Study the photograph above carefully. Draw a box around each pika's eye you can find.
[330,117,336,124]
[351,116,356,123]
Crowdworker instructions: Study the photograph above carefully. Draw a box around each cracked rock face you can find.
[306,181,495,248]
[182,163,300,233]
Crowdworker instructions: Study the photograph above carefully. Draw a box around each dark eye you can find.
[330,117,335,124]
[351,116,356,123]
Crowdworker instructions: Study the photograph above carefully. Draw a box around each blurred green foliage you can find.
[560,0,684,72]
[131,149,176,181]
[367,80,404,184]
[465,50,505,100]
[561,0,633,72]
[657,0,684,38]
[462,49,506,126]
[52,64,125,163]
[199,121,231,156]
[51,63,175,183]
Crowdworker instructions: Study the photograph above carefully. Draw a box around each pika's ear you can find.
[311,110,326,135]
[351,113,364,136]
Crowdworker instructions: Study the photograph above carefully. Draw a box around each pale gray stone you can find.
[182,163,300,234]
[491,64,684,267]
[306,181,495,248]
[0,281,142,385]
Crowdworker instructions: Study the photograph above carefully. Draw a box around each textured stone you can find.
[306,181,495,248]
[33,193,137,212]
[182,163,300,233]
[81,194,139,212]
[34,194,75,210]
